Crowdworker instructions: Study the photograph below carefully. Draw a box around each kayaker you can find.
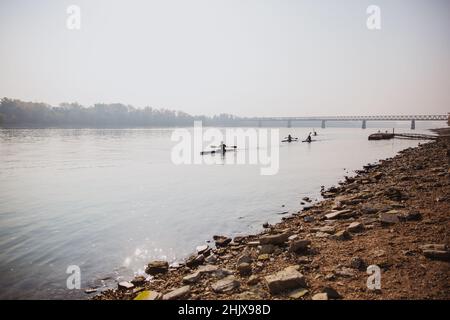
[306,133,312,142]
[313,130,317,136]
[287,134,293,142]
[220,141,227,153]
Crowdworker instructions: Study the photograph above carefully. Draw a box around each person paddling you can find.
[305,133,312,142]
[220,141,227,153]
[287,134,293,142]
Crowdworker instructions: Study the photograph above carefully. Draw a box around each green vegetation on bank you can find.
[0,98,239,128]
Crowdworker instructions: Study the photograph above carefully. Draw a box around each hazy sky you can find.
[0,0,449,116]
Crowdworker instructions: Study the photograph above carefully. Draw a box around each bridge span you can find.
[250,114,449,129]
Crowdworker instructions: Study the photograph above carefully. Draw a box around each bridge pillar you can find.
[362,120,366,129]
[321,120,326,129]
[287,120,292,128]
[411,119,415,130]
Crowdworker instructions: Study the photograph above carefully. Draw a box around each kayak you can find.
[282,138,298,142]
[200,148,237,155]
[302,140,317,143]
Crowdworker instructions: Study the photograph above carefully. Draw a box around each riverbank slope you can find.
[96,129,450,300]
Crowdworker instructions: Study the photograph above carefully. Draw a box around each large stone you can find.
[247,275,260,286]
[196,244,209,254]
[332,230,351,240]
[163,286,191,300]
[182,272,201,284]
[288,288,309,299]
[214,235,232,247]
[134,290,162,300]
[211,276,240,293]
[325,209,352,220]
[237,254,253,265]
[312,293,328,300]
[258,244,276,254]
[118,281,134,290]
[323,286,342,299]
[259,231,291,245]
[400,211,422,221]
[379,212,400,225]
[349,256,366,270]
[186,254,205,268]
[288,239,311,253]
[131,275,147,286]
[420,244,449,261]
[347,222,364,233]
[145,260,169,275]
[265,266,307,294]
[205,254,218,264]
[237,263,252,276]
[314,226,336,234]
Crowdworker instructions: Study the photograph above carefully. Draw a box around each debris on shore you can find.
[95,129,450,300]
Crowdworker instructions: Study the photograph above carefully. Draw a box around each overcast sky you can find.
[0,0,449,116]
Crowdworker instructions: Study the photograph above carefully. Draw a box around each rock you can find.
[315,231,331,238]
[258,254,270,261]
[323,287,341,299]
[303,216,314,223]
[265,266,307,294]
[332,230,351,241]
[237,254,253,265]
[84,288,97,294]
[347,222,364,233]
[163,286,191,300]
[400,211,422,221]
[205,254,218,264]
[379,212,400,225]
[233,236,245,243]
[334,267,356,278]
[288,239,311,253]
[262,222,270,228]
[259,244,276,254]
[259,231,291,245]
[302,197,311,202]
[325,209,353,220]
[247,275,260,286]
[134,290,162,300]
[118,281,134,290]
[420,244,449,261]
[420,244,447,251]
[288,288,309,299]
[145,261,169,275]
[349,256,366,270]
[423,250,449,260]
[237,262,252,276]
[211,276,240,293]
[360,205,379,215]
[183,272,201,284]
[213,268,234,279]
[130,275,147,286]
[196,244,209,254]
[312,293,328,300]
[186,254,205,268]
[197,264,219,274]
[314,226,336,234]
[247,241,260,247]
[384,187,408,201]
[214,236,232,247]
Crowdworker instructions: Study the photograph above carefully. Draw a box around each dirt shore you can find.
[95,129,450,300]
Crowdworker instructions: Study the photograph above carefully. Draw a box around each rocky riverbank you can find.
[95,129,450,300]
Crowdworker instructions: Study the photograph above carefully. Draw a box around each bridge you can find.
[249,114,449,129]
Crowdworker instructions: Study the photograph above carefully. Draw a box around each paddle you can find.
[210,145,237,149]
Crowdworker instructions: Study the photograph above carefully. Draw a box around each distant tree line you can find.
[0,98,241,128]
